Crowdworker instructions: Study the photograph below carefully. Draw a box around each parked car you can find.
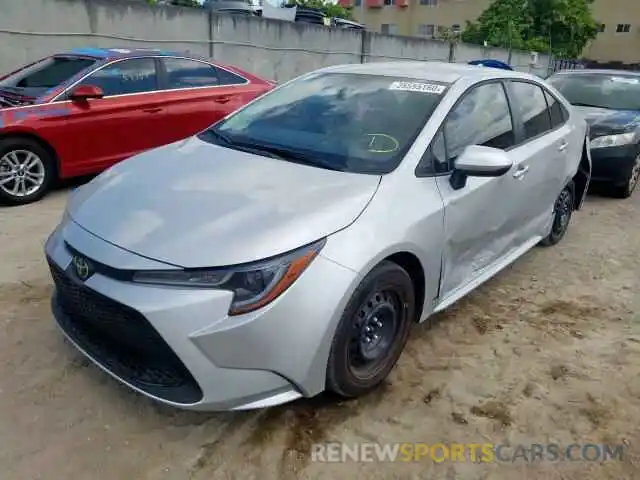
[291,6,330,26]
[546,69,640,198]
[333,18,366,30]
[45,62,591,411]
[203,0,256,15]
[468,59,513,71]
[0,47,274,204]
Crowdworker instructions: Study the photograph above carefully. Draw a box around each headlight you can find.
[589,132,636,149]
[131,239,326,315]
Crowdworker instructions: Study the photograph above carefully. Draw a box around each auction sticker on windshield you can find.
[389,81,446,94]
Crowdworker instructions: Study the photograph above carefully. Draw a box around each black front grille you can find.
[48,258,203,404]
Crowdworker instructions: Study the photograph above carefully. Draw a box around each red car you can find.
[0,48,274,204]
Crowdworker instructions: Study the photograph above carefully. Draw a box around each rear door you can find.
[54,57,167,175]
[504,80,572,242]
[158,57,258,143]
[429,81,523,297]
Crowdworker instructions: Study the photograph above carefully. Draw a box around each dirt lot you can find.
[0,185,638,480]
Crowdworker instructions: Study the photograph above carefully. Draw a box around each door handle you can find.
[143,107,162,113]
[558,140,568,151]
[513,165,529,179]
[215,95,231,104]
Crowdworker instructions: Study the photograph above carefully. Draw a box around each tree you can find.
[461,0,598,58]
[288,0,354,20]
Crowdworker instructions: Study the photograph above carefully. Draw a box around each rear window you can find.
[204,72,450,174]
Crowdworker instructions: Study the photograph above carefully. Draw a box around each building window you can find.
[418,24,435,37]
[616,23,631,33]
[383,0,395,5]
[381,23,398,35]
[420,0,437,5]
[354,0,361,5]
[598,23,605,32]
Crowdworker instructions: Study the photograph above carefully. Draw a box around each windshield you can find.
[547,72,640,110]
[201,72,449,174]
[0,55,97,96]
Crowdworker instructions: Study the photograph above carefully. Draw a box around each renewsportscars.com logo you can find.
[311,442,625,463]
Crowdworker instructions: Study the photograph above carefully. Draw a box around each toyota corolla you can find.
[45,62,591,411]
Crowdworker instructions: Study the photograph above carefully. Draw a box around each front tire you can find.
[0,138,55,205]
[608,155,640,199]
[326,261,415,398]
[540,181,574,247]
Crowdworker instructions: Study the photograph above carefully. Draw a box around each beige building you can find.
[339,0,640,63]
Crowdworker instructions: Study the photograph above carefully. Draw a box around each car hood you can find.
[573,105,640,137]
[67,137,381,268]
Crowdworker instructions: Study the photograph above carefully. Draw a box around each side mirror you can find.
[69,84,104,101]
[450,145,513,190]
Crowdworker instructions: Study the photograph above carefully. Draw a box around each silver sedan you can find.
[45,61,591,411]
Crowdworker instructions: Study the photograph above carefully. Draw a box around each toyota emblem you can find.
[72,255,93,280]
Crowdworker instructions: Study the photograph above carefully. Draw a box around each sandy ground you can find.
[0,184,638,480]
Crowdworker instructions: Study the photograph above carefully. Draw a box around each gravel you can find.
[0,186,638,480]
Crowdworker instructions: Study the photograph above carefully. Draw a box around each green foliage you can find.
[288,0,354,20]
[461,0,599,58]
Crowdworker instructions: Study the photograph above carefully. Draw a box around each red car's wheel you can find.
[0,137,55,205]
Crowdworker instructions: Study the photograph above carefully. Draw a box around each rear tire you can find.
[0,137,55,205]
[326,261,415,398]
[540,181,574,247]
[608,155,640,199]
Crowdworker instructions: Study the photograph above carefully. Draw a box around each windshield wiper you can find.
[0,95,19,107]
[572,102,611,109]
[200,128,234,145]
[200,129,343,171]
[200,129,289,160]
[234,142,345,171]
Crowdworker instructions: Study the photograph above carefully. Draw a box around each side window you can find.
[509,81,552,140]
[216,67,248,86]
[417,129,447,176]
[543,89,568,128]
[81,58,158,97]
[163,58,220,89]
[431,130,447,172]
[417,82,514,175]
[444,82,515,161]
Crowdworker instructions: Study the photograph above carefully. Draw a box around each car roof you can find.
[551,68,640,77]
[316,61,540,84]
[57,47,205,61]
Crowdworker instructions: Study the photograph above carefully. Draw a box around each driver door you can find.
[53,57,167,175]
[432,81,524,299]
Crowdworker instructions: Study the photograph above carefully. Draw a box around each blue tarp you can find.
[468,59,514,70]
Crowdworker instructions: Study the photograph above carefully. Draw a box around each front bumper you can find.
[589,143,639,185]
[45,219,357,411]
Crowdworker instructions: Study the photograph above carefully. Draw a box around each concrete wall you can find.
[0,0,551,80]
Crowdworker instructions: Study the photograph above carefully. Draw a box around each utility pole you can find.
[508,1,528,65]
[507,18,513,65]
